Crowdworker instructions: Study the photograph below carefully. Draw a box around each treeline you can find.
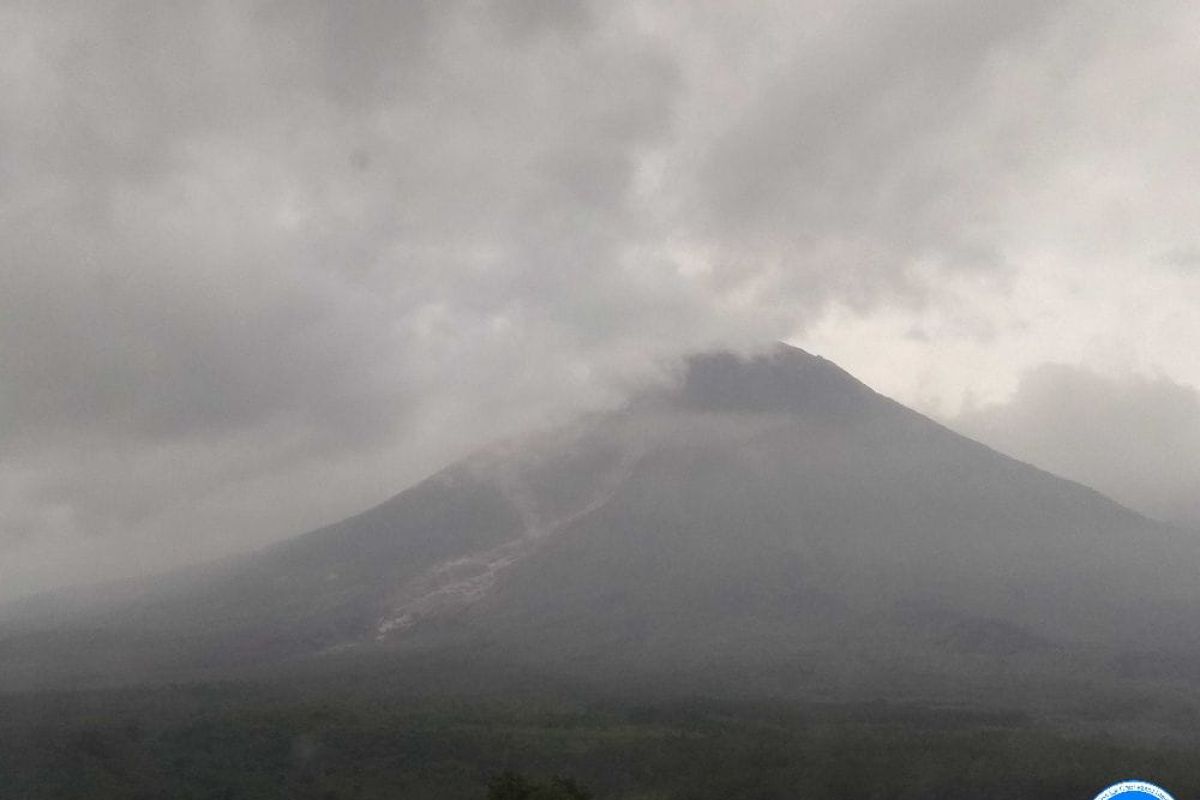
[0,685,1197,799]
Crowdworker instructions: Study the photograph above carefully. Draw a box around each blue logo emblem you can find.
[1092,780,1175,800]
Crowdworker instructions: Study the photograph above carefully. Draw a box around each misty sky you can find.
[3,1,1200,600]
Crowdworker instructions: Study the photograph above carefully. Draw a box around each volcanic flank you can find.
[3,344,1199,702]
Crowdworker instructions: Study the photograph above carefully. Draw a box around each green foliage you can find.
[0,682,1197,799]
[489,770,535,800]
[488,770,592,800]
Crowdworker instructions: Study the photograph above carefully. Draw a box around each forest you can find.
[1,678,1196,799]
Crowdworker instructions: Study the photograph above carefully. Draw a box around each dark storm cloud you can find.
[0,0,723,596]
[952,365,1200,528]
[1,0,1197,597]
[0,0,677,449]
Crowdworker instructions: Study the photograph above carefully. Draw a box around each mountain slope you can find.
[3,344,1198,700]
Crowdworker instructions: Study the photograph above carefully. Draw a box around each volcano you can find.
[4,344,1199,702]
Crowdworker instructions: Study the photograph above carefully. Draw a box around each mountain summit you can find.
[3,345,1198,701]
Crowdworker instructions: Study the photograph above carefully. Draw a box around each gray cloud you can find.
[950,365,1200,529]
[2,0,1199,598]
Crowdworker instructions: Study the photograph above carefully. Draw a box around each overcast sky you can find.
[3,0,1200,600]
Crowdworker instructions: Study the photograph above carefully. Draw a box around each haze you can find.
[4,0,1200,603]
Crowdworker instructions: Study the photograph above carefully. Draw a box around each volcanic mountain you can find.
[3,344,1199,703]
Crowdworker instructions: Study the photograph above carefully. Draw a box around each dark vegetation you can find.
[488,770,592,799]
[1,678,1197,800]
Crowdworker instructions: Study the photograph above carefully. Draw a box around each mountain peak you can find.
[672,342,882,420]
